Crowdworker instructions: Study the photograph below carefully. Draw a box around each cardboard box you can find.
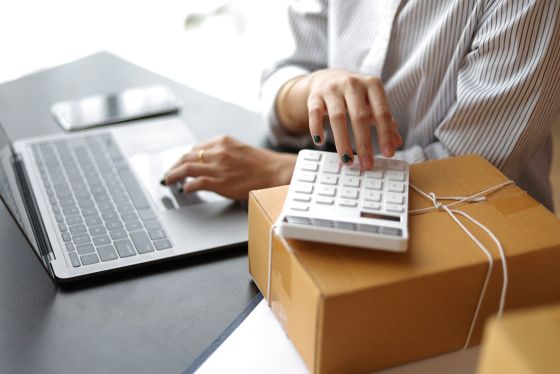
[478,303,560,374]
[248,155,560,374]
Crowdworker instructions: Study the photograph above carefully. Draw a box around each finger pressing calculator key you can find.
[277,150,409,252]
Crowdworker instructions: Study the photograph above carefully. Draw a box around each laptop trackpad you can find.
[128,145,226,211]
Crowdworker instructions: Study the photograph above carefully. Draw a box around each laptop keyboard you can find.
[31,133,173,268]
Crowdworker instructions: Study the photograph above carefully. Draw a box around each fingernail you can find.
[160,179,166,186]
[313,135,321,144]
[342,153,352,164]
[178,187,184,193]
[383,145,394,157]
[360,154,373,170]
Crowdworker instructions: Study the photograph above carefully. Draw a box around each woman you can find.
[162,0,559,210]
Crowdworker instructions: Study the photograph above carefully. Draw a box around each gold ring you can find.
[197,149,206,163]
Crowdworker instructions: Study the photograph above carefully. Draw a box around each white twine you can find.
[409,180,513,349]
[266,180,514,350]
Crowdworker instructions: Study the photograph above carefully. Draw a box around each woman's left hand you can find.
[161,135,297,200]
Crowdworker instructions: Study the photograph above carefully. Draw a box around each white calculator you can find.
[277,150,409,252]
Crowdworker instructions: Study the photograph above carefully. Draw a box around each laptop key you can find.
[114,239,137,258]
[58,223,68,232]
[89,225,107,236]
[125,221,143,231]
[93,235,111,246]
[109,229,128,240]
[81,207,98,217]
[116,203,134,213]
[61,232,72,242]
[106,220,123,230]
[138,209,156,221]
[76,243,95,255]
[68,252,81,267]
[85,216,103,227]
[97,245,118,262]
[69,224,87,235]
[65,242,75,252]
[118,169,150,209]
[66,215,83,226]
[121,212,138,222]
[143,220,161,230]
[130,231,155,254]
[55,214,65,223]
[102,211,119,221]
[148,229,167,240]
[73,233,91,245]
[154,239,172,251]
[80,253,100,265]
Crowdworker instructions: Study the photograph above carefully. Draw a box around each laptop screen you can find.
[0,124,25,228]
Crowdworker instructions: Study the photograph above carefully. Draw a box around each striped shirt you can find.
[260,0,560,210]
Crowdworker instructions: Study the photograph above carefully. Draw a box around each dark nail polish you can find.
[178,187,184,193]
[313,135,321,144]
[160,179,166,186]
[342,153,352,164]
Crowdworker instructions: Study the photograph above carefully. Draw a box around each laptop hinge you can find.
[12,154,56,275]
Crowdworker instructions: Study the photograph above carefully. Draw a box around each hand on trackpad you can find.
[128,145,226,211]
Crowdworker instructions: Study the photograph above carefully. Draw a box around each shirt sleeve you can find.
[260,0,328,149]
[433,0,560,180]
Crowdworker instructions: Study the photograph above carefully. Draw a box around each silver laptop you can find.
[0,117,247,281]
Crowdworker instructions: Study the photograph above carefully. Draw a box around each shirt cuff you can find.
[260,66,311,148]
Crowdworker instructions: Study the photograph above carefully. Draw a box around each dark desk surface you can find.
[0,52,264,373]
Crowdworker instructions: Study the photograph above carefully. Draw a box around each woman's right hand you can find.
[276,69,403,170]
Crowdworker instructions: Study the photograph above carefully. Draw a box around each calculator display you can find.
[360,212,401,222]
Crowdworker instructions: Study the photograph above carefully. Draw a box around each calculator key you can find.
[322,157,340,174]
[381,226,402,236]
[386,204,404,213]
[363,191,382,202]
[316,197,334,205]
[365,179,383,190]
[362,202,382,211]
[387,193,404,205]
[293,194,311,203]
[342,165,361,176]
[317,186,336,197]
[303,151,321,161]
[387,170,406,181]
[342,176,360,188]
[374,158,387,168]
[319,175,338,185]
[387,181,405,193]
[295,183,313,194]
[339,199,357,207]
[301,162,319,172]
[387,159,405,170]
[298,172,316,183]
[340,188,359,199]
[290,203,309,211]
[365,169,383,179]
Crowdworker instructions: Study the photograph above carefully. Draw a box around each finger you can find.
[323,92,353,164]
[168,137,220,171]
[391,118,403,147]
[164,162,218,185]
[182,176,221,194]
[366,79,395,157]
[307,94,326,145]
[344,80,374,169]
